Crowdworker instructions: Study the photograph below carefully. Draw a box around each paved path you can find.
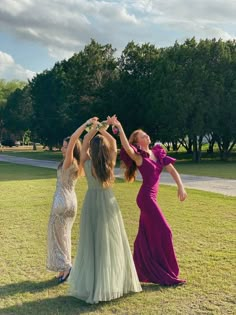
[0,154,236,197]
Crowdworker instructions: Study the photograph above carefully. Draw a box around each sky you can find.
[0,0,236,82]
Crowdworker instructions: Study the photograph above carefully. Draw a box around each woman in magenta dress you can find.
[110,116,187,286]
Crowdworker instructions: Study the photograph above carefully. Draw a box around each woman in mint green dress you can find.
[68,119,142,304]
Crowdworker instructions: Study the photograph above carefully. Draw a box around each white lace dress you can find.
[47,162,78,272]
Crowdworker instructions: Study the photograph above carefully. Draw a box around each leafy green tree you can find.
[30,39,117,148]
[0,79,27,142]
[0,79,26,109]
[4,85,33,141]
[109,41,160,137]
[64,39,117,124]
[3,38,236,160]
[150,38,236,161]
[30,67,68,149]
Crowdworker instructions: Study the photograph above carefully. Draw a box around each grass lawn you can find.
[0,150,62,161]
[173,160,236,179]
[0,162,235,315]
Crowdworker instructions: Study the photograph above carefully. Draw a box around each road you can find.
[0,154,236,196]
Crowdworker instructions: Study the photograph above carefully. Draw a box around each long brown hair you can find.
[90,135,114,187]
[59,137,82,177]
[123,129,143,182]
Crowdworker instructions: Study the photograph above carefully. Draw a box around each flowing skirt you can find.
[68,188,142,304]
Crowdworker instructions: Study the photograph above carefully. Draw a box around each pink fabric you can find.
[120,144,185,285]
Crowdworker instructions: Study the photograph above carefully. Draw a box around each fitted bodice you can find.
[138,156,163,194]
[50,161,78,217]
[120,144,176,196]
[56,162,78,192]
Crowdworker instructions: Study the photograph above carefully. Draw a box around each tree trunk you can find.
[207,141,214,153]
[192,135,202,162]
[216,138,234,161]
[179,137,193,153]
[172,141,180,151]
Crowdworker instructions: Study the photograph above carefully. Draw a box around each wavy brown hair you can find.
[123,129,143,182]
[58,137,82,177]
[90,135,115,187]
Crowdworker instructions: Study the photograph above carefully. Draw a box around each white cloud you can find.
[0,0,236,80]
[48,46,75,60]
[1,0,235,56]
[0,0,140,61]
[0,0,32,16]
[0,51,36,81]
[142,0,236,36]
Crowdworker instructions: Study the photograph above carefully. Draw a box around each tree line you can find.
[1,38,236,161]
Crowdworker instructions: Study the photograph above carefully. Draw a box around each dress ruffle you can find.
[152,144,176,166]
[120,144,148,167]
[120,144,176,168]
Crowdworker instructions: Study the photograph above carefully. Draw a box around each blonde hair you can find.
[90,135,115,187]
[123,129,143,182]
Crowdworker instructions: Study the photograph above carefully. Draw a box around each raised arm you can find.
[80,120,99,165]
[63,117,98,169]
[165,164,187,201]
[98,122,117,165]
[62,118,96,169]
[99,120,117,151]
[109,116,142,166]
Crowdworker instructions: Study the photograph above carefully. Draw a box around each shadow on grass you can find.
[0,295,104,315]
[0,280,136,315]
[141,283,162,292]
[0,279,58,297]
[141,282,186,292]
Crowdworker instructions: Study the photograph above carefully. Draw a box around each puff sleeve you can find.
[152,144,176,166]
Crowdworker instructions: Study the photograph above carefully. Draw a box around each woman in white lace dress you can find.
[47,118,97,283]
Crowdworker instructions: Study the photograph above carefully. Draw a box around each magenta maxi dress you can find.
[120,144,185,285]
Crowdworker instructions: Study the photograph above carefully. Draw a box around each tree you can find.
[109,41,160,137]
[30,39,117,148]
[4,85,33,141]
[30,67,68,149]
[64,39,117,125]
[0,79,27,143]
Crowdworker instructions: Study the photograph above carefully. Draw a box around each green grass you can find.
[173,160,236,179]
[0,150,62,161]
[0,162,235,314]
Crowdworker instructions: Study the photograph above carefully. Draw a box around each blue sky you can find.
[0,0,235,81]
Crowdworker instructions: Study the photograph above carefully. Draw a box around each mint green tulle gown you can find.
[68,160,142,304]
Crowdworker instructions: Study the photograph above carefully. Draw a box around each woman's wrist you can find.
[97,121,109,131]
[85,119,95,132]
